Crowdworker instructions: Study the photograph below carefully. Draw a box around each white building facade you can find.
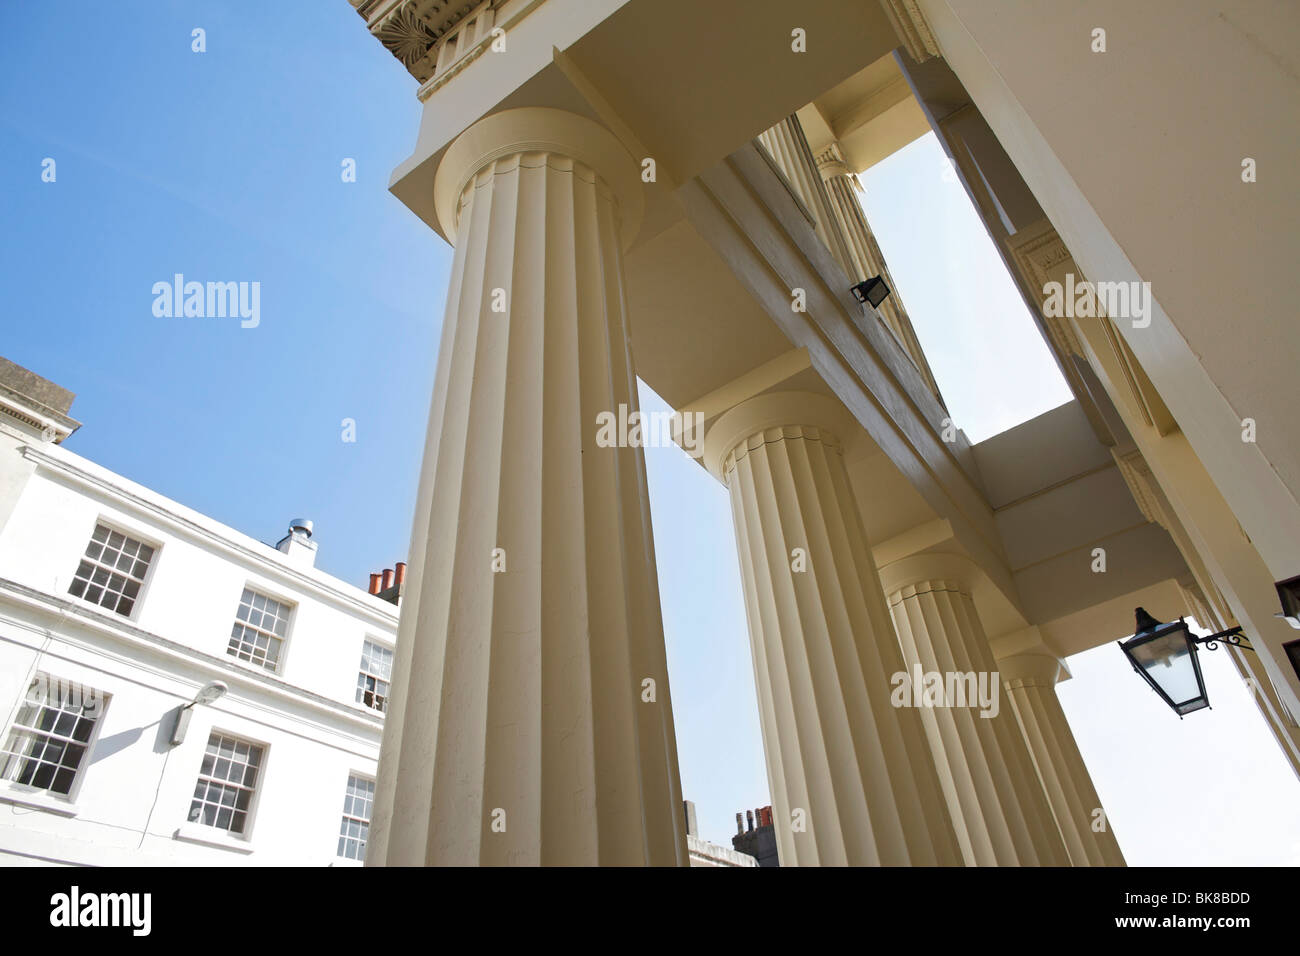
[0,360,398,866]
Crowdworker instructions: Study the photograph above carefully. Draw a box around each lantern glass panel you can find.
[1130,629,1203,709]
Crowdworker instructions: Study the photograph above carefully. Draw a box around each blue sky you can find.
[4,2,1296,859]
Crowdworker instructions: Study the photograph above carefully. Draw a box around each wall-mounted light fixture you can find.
[169,681,229,747]
[850,276,891,309]
[1118,608,1252,718]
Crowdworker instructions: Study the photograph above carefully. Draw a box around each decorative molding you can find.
[880,0,941,62]
[1005,219,1084,359]
[0,387,80,443]
[354,0,494,84]
[813,142,854,182]
[1111,447,1169,531]
[1008,221,1179,439]
[1004,218,1118,445]
[416,0,547,101]
[374,3,440,80]
[1177,575,1220,632]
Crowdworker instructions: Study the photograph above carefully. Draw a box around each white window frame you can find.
[186,730,267,840]
[355,638,394,713]
[0,673,110,804]
[67,520,159,619]
[227,585,294,673]
[336,772,375,862]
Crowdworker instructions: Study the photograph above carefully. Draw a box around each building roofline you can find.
[19,443,400,628]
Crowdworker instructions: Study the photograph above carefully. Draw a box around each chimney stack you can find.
[367,561,407,606]
[275,518,318,568]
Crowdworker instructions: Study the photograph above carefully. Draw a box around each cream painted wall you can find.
[918,0,1300,581]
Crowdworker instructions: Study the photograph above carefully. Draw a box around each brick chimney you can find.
[368,561,407,607]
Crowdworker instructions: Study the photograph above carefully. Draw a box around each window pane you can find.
[69,526,154,618]
[0,675,107,797]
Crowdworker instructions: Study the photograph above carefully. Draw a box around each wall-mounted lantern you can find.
[1117,608,1252,718]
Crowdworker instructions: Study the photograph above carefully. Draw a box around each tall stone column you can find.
[998,653,1126,867]
[703,392,962,866]
[757,117,856,281]
[814,143,942,400]
[368,108,687,866]
[882,555,1071,866]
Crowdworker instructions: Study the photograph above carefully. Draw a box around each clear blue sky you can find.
[4,2,1296,860]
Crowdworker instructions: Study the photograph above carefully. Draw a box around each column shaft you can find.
[757,117,856,280]
[887,577,1070,865]
[721,418,961,865]
[815,145,942,400]
[369,111,686,866]
[1001,654,1126,866]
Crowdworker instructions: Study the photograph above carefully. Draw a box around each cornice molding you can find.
[1111,447,1169,531]
[1177,575,1220,632]
[0,388,80,443]
[354,0,483,83]
[1005,219,1085,359]
[415,0,547,102]
[880,0,941,62]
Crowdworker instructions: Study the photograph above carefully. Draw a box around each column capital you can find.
[701,390,863,481]
[814,142,854,182]
[879,550,983,600]
[998,652,1064,689]
[434,107,644,248]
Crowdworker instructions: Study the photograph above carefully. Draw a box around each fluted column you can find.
[882,556,1070,865]
[999,653,1126,866]
[757,117,856,280]
[815,143,942,400]
[368,108,686,866]
[703,392,962,866]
